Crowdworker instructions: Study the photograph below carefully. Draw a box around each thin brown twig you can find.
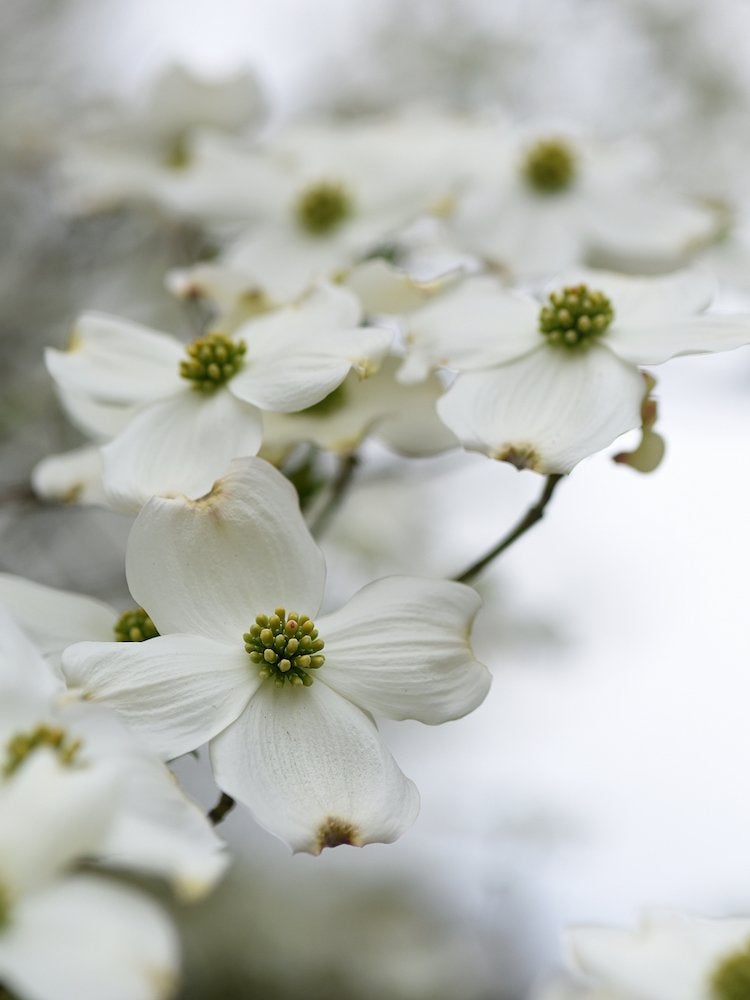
[453,473,564,585]
[208,792,236,826]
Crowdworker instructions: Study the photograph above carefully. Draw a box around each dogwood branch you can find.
[453,473,564,584]
[309,451,359,538]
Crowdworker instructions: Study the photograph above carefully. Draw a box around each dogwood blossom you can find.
[61,457,491,854]
[444,126,718,279]
[0,747,179,1000]
[60,64,265,214]
[401,268,750,472]
[534,911,750,1000]
[0,600,228,899]
[45,285,391,510]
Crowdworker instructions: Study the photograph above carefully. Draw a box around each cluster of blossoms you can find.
[5,61,750,998]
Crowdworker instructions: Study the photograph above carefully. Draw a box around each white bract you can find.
[546,910,750,1000]
[402,268,750,473]
[0,599,228,900]
[61,458,491,855]
[45,285,391,510]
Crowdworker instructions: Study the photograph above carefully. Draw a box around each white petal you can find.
[61,636,257,760]
[45,312,183,405]
[210,681,420,854]
[0,875,179,1000]
[230,325,391,412]
[102,388,262,512]
[261,356,457,456]
[126,457,326,641]
[318,577,490,723]
[436,345,644,474]
[31,446,107,507]
[55,387,136,441]
[585,192,718,272]
[0,573,116,655]
[400,275,539,383]
[0,608,63,699]
[101,752,228,900]
[566,912,750,1000]
[229,285,391,411]
[606,314,750,366]
[551,266,717,325]
[0,750,119,895]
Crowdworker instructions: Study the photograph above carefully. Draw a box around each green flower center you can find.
[294,182,352,236]
[164,131,191,170]
[711,940,750,1000]
[3,724,82,778]
[523,139,576,194]
[539,284,614,349]
[114,607,160,642]
[244,608,325,688]
[180,332,247,391]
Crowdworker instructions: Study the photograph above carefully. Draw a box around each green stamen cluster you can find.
[523,139,576,193]
[244,608,325,688]
[711,941,750,1000]
[114,607,160,642]
[539,284,614,349]
[294,182,352,235]
[3,724,82,778]
[180,332,246,391]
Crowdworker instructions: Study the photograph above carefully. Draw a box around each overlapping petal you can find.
[0,573,116,655]
[318,576,490,723]
[606,314,750,365]
[102,388,263,511]
[126,457,326,641]
[45,312,183,405]
[61,635,256,759]
[210,681,420,854]
[0,876,179,1000]
[400,275,539,383]
[229,285,392,412]
[436,345,644,474]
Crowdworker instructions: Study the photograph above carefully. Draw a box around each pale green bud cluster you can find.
[523,139,576,193]
[180,332,247,391]
[294,182,352,235]
[114,606,160,642]
[539,284,614,349]
[244,607,325,687]
[711,941,750,1000]
[3,724,82,778]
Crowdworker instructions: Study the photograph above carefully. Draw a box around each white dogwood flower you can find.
[0,748,179,1000]
[61,458,491,854]
[556,910,750,1000]
[45,285,391,510]
[0,601,227,900]
[61,64,265,214]
[402,268,750,473]
[446,126,718,279]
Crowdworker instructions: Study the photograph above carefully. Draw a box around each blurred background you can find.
[2,0,750,996]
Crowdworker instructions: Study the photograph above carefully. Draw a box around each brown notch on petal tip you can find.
[315,817,362,853]
[190,478,225,509]
[496,445,541,472]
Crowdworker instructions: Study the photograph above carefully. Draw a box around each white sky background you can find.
[14,0,750,993]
